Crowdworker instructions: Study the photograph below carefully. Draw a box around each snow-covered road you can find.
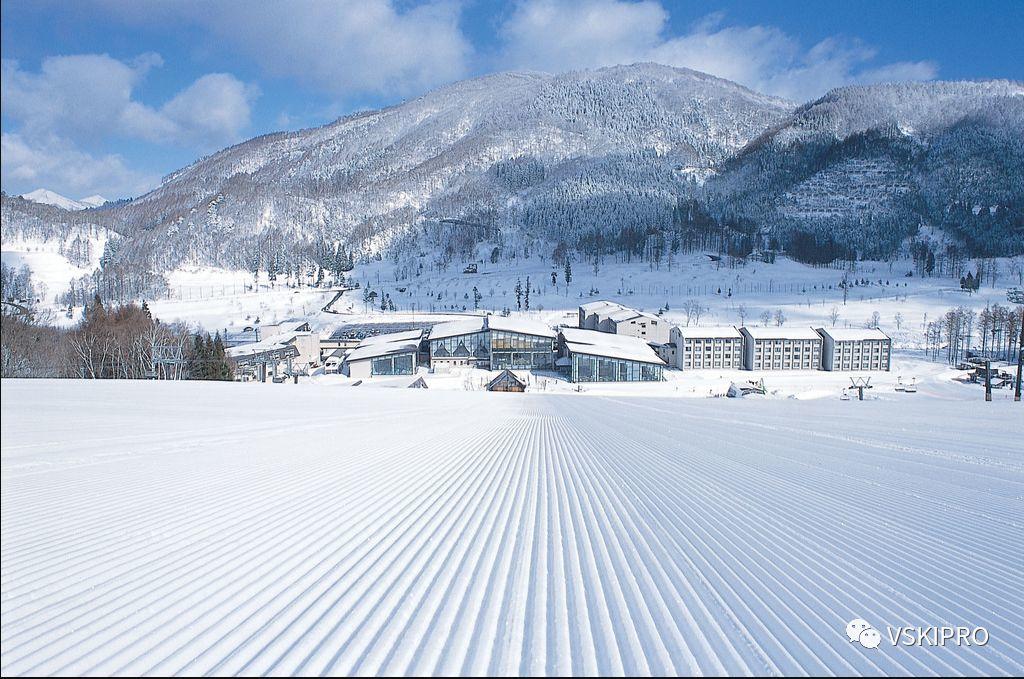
[2,380,1022,676]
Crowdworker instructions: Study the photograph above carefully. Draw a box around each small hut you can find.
[486,369,526,392]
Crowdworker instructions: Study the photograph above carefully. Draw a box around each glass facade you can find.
[570,352,663,382]
[491,330,555,369]
[429,329,556,369]
[371,352,415,375]
[429,331,490,361]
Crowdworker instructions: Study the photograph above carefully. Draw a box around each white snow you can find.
[19,189,90,211]
[1,379,1021,675]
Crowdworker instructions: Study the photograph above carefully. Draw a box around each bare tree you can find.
[829,307,840,327]
[774,309,786,327]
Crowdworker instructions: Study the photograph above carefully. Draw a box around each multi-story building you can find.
[739,327,823,370]
[671,326,744,370]
[577,300,670,344]
[817,327,892,371]
[559,327,666,382]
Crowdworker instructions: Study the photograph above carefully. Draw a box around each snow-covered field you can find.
[2,379,1021,676]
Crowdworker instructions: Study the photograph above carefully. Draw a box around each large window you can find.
[491,331,554,369]
[371,353,415,375]
[429,331,490,360]
[571,353,663,382]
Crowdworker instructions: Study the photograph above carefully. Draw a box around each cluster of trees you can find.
[1,296,233,380]
[1,262,35,302]
[924,305,1023,365]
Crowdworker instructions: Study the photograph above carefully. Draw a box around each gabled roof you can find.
[560,327,666,365]
[486,369,527,390]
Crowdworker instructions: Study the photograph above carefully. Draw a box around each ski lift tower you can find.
[850,376,872,401]
[1008,288,1024,402]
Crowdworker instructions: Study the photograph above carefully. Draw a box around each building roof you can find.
[427,317,487,340]
[560,327,667,365]
[673,325,743,339]
[740,326,822,341]
[816,327,890,341]
[486,369,527,390]
[344,330,422,363]
[226,330,310,359]
[486,315,557,338]
[579,300,621,314]
[359,329,423,345]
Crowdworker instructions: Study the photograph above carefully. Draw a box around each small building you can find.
[817,327,892,371]
[671,326,744,370]
[739,327,823,371]
[342,329,423,378]
[486,369,527,392]
[559,327,666,382]
[323,347,346,373]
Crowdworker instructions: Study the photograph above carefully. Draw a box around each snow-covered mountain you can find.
[706,79,1024,258]
[4,65,1023,289]
[102,63,792,269]
[79,195,109,208]
[18,189,110,211]
[20,189,91,211]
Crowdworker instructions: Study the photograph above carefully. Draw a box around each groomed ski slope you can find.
[2,380,1022,676]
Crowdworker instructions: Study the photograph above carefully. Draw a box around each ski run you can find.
[1,379,1021,676]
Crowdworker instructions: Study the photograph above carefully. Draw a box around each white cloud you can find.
[1,53,256,198]
[1,132,158,199]
[1,54,257,148]
[496,1,938,101]
[96,0,472,99]
[499,0,666,72]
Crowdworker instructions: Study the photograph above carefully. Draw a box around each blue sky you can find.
[2,0,1021,201]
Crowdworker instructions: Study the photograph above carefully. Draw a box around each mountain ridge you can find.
[3,64,1022,296]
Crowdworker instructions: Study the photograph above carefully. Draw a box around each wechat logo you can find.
[846,619,882,649]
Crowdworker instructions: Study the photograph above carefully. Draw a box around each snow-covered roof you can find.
[260,320,311,334]
[579,300,621,314]
[226,330,306,359]
[360,329,424,345]
[605,308,645,322]
[580,300,661,325]
[673,325,742,339]
[486,316,557,338]
[560,328,666,365]
[345,330,422,363]
[740,326,823,341]
[427,318,487,340]
[816,327,890,342]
